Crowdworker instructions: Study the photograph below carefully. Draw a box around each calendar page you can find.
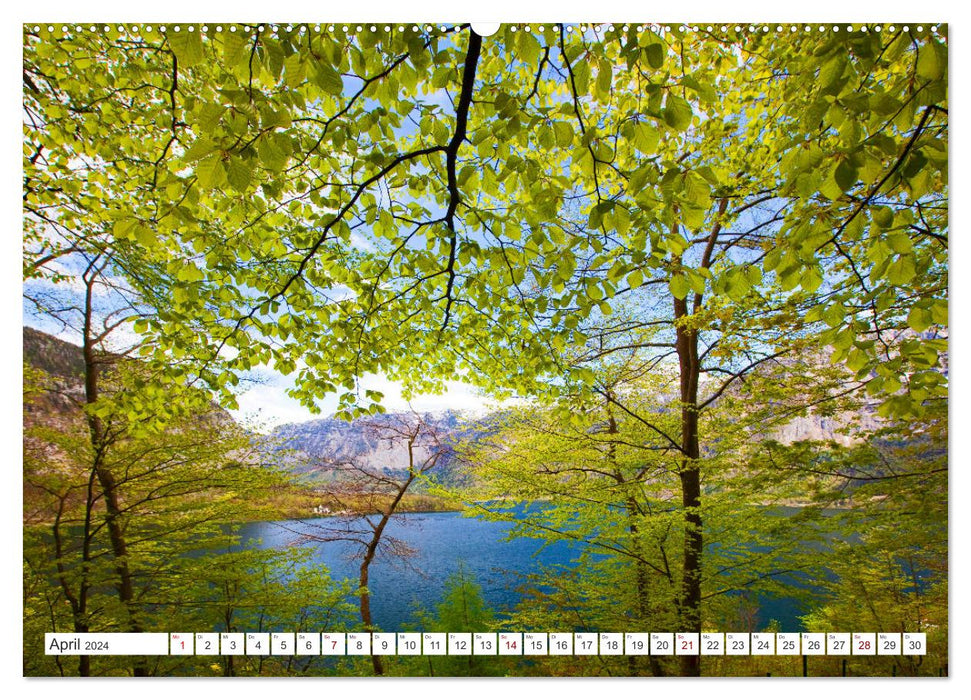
[21,8,948,682]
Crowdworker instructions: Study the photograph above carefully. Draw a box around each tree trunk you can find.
[357,432,423,676]
[358,544,384,676]
[82,268,147,676]
[674,293,702,677]
[52,496,91,675]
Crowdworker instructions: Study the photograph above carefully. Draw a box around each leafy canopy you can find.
[23,23,947,418]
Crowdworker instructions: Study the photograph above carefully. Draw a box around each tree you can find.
[24,364,272,675]
[283,412,448,674]
[411,568,499,677]
[167,545,356,677]
[23,164,333,677]
[24,23,947,676]
[456,355,842,674]
[763,404,948,676]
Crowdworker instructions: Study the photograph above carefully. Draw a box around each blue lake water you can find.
[237,511,584,629]
[235,510,812,631]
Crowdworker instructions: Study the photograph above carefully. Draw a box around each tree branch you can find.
[439,29,482,332]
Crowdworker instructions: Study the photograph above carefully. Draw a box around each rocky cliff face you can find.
[769,410,882,445]
[23,326,86,380]
[23,327,88,425]
[23,325,236,428]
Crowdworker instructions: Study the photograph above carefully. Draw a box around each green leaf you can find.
[724,269,750,301]
[886,255,917,285]
[176,263,205,283]
[283,53,307,88]
[633,122,660,154]
[745,266,763,287]
[258,134,293,172]
[195,155,225,188]
[596,59,612,95]
[902,151,928,179]
[669,273,690,299]
[685,269,706,295]
[872,206,894,229]
[516,30,541,65]
[221,30,249,65]
[614,206,631,235]
[586,280,604,301]
[799,266,823,292]
[112,218,137,241]
[682,205,706,231]
[314,63,344,95]
[572,60,591,95]
[261,107,292,130]
[682,75,717,103]
[662,95,693,130]
[553,121,574,148]
[818,173,844,201]
[846,347,868,372]
[168,29,205,67]
[907,307,932,332]
[225,157,253,191]
[834,160,858,193]
[537,125,554,150]
[870,93,902,116]
[819,55,847,92]
[134,224,155,248]
[916,43,944,81]
[587,201,613,230]
[887,233,913,254]
[644,43,665,70]
[182,137,217,163]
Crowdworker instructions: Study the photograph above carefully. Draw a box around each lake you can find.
[236,510,584,629]
[235,510,811,631]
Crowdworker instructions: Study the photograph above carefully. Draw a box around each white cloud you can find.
[229,364,495,432]
[358,374,493,415]
[230,381,321,433]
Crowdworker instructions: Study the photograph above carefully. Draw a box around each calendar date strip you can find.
[45,632,927,656]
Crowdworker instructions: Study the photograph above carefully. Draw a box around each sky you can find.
[231,368,494,430]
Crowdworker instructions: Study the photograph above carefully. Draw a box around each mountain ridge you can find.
[24,325,881,481]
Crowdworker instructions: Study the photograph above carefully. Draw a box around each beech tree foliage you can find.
[24,23,947,412]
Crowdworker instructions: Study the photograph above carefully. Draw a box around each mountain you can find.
[269,410,480,485]
[24,325,888,488]
[23,326,235,428]
[23,326,90,423]
[22,326,475,484]
[770,410,882,446]
[23,326,86,380]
